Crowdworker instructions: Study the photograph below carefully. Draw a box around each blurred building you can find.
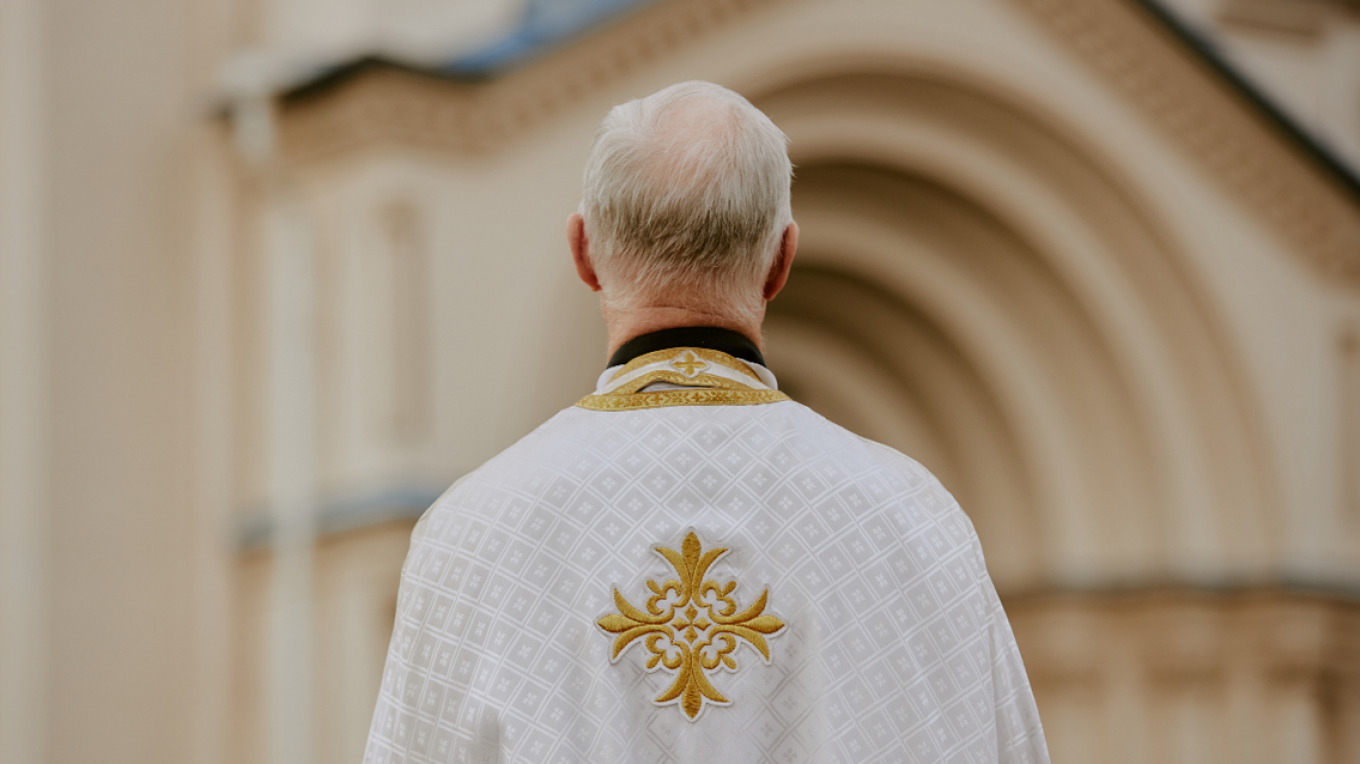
[3,0,1360,763]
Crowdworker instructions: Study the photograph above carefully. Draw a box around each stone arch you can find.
[754,71,1275,591]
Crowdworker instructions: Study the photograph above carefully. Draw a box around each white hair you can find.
[580,81,793,318]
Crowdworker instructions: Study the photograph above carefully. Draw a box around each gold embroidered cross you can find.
[597,530,786,721]
[672,605,711,643]
[670,351,708,378]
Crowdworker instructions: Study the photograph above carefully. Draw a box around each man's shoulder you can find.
[454,397,947,490]
[777,401,953,492]
[407,406,584,527]
[782,403,977,534]
[417,398,964,531]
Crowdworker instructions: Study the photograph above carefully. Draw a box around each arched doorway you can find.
[757,71,1275,592]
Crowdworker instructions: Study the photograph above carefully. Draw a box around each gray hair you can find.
[580,81,792,314]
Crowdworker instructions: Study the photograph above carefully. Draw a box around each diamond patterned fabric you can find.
[363,398,1049,763]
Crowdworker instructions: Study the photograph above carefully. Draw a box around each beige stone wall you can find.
[233,0,1360,760]
[4,0,205,763]
[3,0,1360,763]
[1013,589,1360,764]
[1,1,50,762]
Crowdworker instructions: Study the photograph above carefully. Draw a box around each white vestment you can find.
[364,346,1049,764]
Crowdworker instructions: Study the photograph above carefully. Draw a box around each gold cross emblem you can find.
[597,530,786,721]
[669,351,708,378]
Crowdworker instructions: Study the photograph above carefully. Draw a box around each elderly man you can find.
[363,81,1049,764]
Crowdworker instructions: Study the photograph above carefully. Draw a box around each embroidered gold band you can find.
[610,370,754,395]
[576,388,789,411]
[608,347,762,384]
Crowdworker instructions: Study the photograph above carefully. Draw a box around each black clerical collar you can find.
[607,327,765,369]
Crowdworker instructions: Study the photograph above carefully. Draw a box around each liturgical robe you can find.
[364,334,1050,764]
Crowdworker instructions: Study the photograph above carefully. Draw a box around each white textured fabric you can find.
[364,391,1049,763]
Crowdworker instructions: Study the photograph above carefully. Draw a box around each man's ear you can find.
[762,221,798,301]
[568,213,602,292]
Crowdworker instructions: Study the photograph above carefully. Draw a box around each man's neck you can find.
[606,326,766,369]
[603,305,763,358]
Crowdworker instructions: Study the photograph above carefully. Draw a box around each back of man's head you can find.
[580,81,793,319]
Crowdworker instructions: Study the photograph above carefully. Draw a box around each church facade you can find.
[3,0,1360,763]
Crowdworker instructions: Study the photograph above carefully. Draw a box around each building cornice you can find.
[277,0,789,161]
[1013,0,1360,285]
[1009,586,1360,687]
[274,0,1360,286]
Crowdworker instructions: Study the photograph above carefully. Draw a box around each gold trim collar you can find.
[577,347,789,411]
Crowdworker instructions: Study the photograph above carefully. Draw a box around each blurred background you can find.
[3,0,1360,762]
